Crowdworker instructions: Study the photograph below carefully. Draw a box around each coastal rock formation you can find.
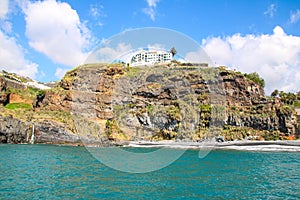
[0,65,299,144]
[0,115,31,143]
[0,114,83,144]
[219,69,297,140]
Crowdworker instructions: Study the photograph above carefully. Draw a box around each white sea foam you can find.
[218,145,300,152]
[126,140,300,152]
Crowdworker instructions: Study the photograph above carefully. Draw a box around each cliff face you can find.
[219,69,297,140]
[0,65,298,144]
[0,114,82,144]
[40,64,299,142]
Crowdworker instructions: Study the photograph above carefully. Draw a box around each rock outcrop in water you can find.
[0,64,299,144]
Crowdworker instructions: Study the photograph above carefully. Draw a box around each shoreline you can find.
[123,140,300,152]
[4,140,300,152]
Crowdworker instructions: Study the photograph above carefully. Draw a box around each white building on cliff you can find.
[131,50,173,66]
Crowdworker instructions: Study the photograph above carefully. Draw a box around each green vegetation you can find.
[62,71,77,83]
[279,91,296,105]
[221,126,249,141]
[28,87,46,97]
[166,105,182,121]
[271,89,279,97]
[271,90,300,106]
[147,104,154,114]
[244,72,265,88]
[5,86,46,101]
[262,131,282,141]
[125,66,144,77]
[4,103,32,110]
[277,105,294,115]
[105,120,113,136]
[199,104,211,112]
[105,119,124,140]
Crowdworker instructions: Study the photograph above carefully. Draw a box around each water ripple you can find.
[0,145,299,199]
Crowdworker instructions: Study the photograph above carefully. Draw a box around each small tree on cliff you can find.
[271,89,279,98]
[170,47,177,57]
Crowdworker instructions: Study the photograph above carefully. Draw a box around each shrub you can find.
[167,105,182,121]
[28,87,46,97]
[244,72,265,88]
[279,91,296,105]
[200,104,211,112]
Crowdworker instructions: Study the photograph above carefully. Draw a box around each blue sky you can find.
[0,0,300,94]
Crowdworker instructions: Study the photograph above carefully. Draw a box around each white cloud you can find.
[290,9,300,24]
[143,7,155,21]
[55,68,68,79]
[89,3,106,27]
[86,43,132,63]
[0,20,12,33]
[90,4,105,18]
[0,0,9,19]
[264,4,276,18]
[0,0,11,33]
[0,30,38,78]
[23,0,91,67]
[143,0,160,21]
[147,0,159,7]
[202,26,300,94]
[185,48,214,65]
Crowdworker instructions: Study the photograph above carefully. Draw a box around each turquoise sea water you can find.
[0,144,299,199]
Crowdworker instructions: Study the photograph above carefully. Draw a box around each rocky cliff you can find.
[0,64,298,144]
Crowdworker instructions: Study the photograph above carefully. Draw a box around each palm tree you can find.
[170,47,177,57]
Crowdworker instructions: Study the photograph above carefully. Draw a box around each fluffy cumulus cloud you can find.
[0,30,38,78]
[143,0,160,21]
[202,26,300,94]
[23,0,91,67]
